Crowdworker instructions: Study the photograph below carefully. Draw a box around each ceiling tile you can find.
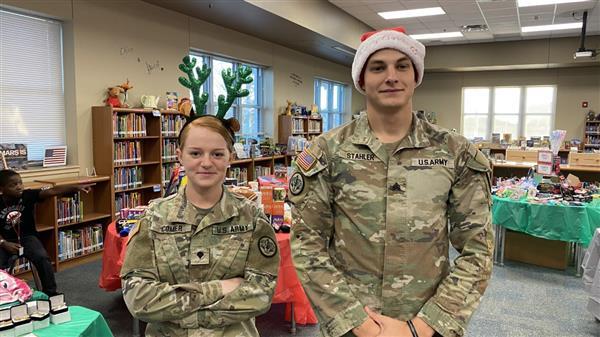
[477,0,518,10]
[481,8,518,18]
[517,4,555,14]
[368,3,407,12]
[401,0,440,9]
[424,20,459,29]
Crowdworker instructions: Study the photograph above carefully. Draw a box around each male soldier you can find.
[289,27,494,337]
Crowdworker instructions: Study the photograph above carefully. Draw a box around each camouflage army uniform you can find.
[121,187,280,337]
[289,113,494,337]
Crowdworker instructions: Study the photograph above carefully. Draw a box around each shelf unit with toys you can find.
[583,120,600,152]
[278,115,323,145]
[17,175,112,277]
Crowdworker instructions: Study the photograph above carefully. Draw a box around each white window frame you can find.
[314,78,347,132]
[461,85,556,140]
[189,51,264,140]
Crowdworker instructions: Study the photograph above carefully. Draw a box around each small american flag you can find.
[43,146,67,167]
[296,148,316,171]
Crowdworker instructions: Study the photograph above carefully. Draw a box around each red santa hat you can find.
[352,27,426,94]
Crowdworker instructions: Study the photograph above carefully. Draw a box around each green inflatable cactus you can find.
[178,56,211,115]
[216,66,253,119]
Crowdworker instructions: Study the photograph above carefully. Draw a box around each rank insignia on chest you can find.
[190,248,210,265]
[296,149,316,171]
[212,223,254,235]
[411,158,452,168]
[258,236,277,258]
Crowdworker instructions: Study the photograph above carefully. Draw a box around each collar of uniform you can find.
[402,112,431,149]
[349,112,431,149]
[349,113,374,146]
[165,186,239,228]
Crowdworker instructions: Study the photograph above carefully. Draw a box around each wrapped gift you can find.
[27,300,50,330]
[0,308,14,337]
[49,294,70,324]
[10,304,32,336]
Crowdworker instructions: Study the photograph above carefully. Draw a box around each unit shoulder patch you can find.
[289,172,305,196]
[258,236,277,258]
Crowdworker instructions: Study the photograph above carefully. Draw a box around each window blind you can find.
[0,9,65,161]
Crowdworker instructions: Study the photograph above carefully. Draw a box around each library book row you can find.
[11,224,105,273]
[112,112,187,138]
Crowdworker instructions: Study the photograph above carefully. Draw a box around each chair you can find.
[7,255,43,291]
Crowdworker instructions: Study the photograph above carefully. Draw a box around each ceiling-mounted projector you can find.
[574,50,596,59]
[573,10,597,60]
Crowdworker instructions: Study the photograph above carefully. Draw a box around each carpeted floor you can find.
[53,257,599,337]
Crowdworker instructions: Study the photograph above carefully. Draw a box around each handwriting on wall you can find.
[120,47,134,56]
[119,46,165,74]
[143,60,164,74]
[289,73,303,87]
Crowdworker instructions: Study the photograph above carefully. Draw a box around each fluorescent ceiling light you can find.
[518,0,590,7]
[521,22,583,32]
[410,32,463,40]
[379,7,445,20]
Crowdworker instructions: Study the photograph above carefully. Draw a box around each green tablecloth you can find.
[33,305,114,337]
[492,196,600,247]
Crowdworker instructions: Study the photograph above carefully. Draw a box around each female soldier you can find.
[121,115,280,337]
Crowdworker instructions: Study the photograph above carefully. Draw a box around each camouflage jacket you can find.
[289,113,494,337]
[121,187,280,337]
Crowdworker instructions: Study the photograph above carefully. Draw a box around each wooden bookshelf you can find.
[584,120,600,152]
[92,106,167,213]
[227,155,293,183]
[278,115,323,144]
[22,175,111,272]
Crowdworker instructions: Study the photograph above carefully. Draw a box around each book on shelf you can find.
[161,114,186,137]
[114,167,143,190]
[57,192,83,225]
[162,163,179,187]
[115,191,143,214]
[162,139,178,161]
[114,141,142,165]
[113,114,147,138]
[255,166,271,178]
[228,167,248,185]
[58,224,104,261]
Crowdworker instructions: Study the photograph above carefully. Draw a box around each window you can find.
[462,85,556,140]
[0,9,65,161]
[189,52,263,140]
[315,78,347,132]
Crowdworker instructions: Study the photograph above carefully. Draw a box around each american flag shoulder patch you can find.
[297,148,316,171]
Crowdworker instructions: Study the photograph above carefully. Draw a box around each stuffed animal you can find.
[0,269,33,304]
[105,86,124,108]
[177,98,194,117]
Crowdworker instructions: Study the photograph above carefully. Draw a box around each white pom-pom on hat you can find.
[352,27,426,94]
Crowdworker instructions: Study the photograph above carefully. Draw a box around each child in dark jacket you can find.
[0,169,92,296]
